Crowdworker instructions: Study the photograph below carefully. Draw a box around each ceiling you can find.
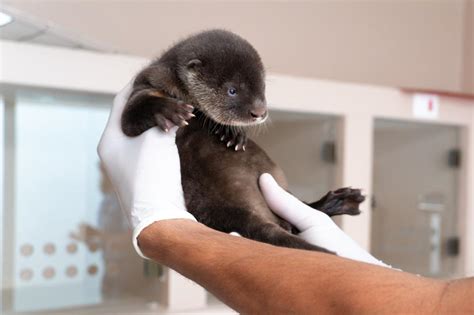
[1,0,473,93]
[0,5,105,51]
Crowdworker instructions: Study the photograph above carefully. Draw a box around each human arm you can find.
[138,219,473,314]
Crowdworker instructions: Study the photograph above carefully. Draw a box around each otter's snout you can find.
[248,101,267,122]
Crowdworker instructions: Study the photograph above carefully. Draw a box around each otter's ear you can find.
[187,59,202,70]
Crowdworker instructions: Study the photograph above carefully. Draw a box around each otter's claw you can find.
[308,188,365,216]
[233,133,247,151]
[215,128,247,151]
[154,98,194,131]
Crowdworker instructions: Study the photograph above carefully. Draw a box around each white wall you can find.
[0,40,145,94]
[3,0,472,93]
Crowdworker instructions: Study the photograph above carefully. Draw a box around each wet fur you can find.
[122,30,364,253]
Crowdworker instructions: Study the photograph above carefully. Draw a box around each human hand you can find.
[259,173,392,268]
[97,82,196,259]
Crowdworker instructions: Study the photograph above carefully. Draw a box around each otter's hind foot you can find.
[308,188,365,217]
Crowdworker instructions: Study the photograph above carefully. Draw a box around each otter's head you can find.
[178,30,267,127]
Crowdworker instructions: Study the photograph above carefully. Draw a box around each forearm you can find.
[138,220,471,314]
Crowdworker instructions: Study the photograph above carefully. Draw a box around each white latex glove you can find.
[259,173,393,268]
[97,82,196,259]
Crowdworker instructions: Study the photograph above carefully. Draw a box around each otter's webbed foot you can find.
[215,128,247,151]
[122,89,195,136]
[153,98,195,131]
[308,188,365,217]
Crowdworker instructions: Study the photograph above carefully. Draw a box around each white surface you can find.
[0,40,146,94]
[13,298,236,315]
[167,270,207,311]
[0,11,13,26]
[412,94,440,120]
[336,115,373,250]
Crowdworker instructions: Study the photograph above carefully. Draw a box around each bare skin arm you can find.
[138,219,473,314]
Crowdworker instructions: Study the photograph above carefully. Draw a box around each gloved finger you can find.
[112,81,134,117]
[259,173,331,231]
[134,126,183,208]
[98,81,135,153]
[259,174,394,268]
[107,81,134,129]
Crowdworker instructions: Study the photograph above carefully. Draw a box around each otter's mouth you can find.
[223,105,269,127]
[226,113,268,127]
[196,102,268,127]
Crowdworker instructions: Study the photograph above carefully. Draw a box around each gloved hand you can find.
[259,173,393,268]
[97,82,196,259]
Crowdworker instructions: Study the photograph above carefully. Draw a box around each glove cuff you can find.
[132,211,197,259]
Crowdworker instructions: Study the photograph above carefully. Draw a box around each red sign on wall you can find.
[412,94,439,119]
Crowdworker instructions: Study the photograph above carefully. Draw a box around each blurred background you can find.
[0,0,473,314]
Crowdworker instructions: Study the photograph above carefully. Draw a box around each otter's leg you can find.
[242,214,334,253]
[191,207,334,254]
[307,187,365,217]
[121,88,194,136]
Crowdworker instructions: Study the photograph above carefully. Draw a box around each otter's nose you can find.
[249,107,267,119]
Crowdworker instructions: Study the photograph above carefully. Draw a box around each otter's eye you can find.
[228,87,237,97]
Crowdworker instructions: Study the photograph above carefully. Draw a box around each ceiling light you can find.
[0,11,13,27]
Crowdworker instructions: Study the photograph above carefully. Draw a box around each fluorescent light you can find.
[0,11,13,27]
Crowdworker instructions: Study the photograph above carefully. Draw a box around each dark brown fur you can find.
[122,30,364,253]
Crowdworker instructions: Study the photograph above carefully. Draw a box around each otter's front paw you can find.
[155,99,195,131]
[215,129,247,151]
[308,188,365,216]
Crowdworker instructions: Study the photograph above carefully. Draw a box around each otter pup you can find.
[122,29,364,253]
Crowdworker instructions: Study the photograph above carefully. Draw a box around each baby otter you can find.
[122,29,364,253]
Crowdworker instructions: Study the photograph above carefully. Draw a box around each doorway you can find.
[371,119,461,277]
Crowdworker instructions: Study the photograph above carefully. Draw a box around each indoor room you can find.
[1,0,473,314]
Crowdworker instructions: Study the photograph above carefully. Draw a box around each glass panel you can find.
[371,119,461,278]
[253,110,338,204]
[2,89,161,313]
